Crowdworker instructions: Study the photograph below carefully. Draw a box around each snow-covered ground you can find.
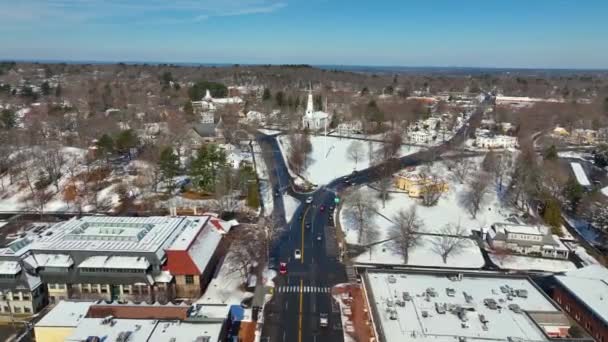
[557,151,593,161]
[277,134,420,185]
[252,141,273,216]
[283,194,300,223]
[564,242,601,266]
[353,235,485,268]
[341,161,515,244]
[489,253,577,273]
[197,252,254,321]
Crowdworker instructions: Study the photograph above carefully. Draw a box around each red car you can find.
[279,262,287,275]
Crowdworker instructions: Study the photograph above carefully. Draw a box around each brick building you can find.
[552,265,608,342]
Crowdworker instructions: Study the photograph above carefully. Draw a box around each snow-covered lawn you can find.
[277,134,420,185]
[341,161,515,245]
[283,194,300,223]
[197,253,254,320]
[353,235,485,268]
[489,253,577,273]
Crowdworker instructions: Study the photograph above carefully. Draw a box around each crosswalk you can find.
[276,285,331,294]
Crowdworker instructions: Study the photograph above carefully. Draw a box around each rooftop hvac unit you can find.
[116,331,132,342]
[101,316,114,325]
[195,337,211,342]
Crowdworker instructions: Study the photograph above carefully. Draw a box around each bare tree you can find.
[347,140,363,169]
[39,145,66,192]
[212,169,240,217]
[381,129,403,160]
[345,190,378,244]
[390,205,424,264]
[447,157,472,184]
[431,222,470,264]
[462,171,492,219]
[419,165,445,207]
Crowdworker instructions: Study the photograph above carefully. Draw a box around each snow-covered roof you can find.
[147,321,223,342]
[35,301,94,327]
[494,223,544,236]
[166,217,208,251]
[78,255,151,270]
[570,162,591,186]
[26,253,74,268]
[555,265,608,324]
[66,318,158,342]
[30,216,201,258]
[0,260,21,275]
[365,270,558,342]
[153,270,173,283]
[601,185,608,197]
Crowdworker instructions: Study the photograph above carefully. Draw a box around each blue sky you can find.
[1,0,607,68]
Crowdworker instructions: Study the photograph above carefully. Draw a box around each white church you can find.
[302,89,331,131]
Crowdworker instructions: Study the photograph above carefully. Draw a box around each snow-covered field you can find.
[283,194,300,223]
[277,134,420,185]
[341,161,514,244]
[353,235,485,268]
[489,253,577,273]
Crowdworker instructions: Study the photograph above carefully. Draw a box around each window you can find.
[100,286,108,294]
[565,304,570,312]
[48,284,56,290]
[141,286,149,294]
[82,285,89,293]
[91,286,99,294]
[22,293,30,301]
[575,313,580,320]
[3,306,9,313]
[185,275,194,284]
[13,306,21,313]
[24,307,31,314]
[58,284,66,290]
[122,286,130,295]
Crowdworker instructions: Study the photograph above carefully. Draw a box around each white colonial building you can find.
[474,129,518,149]
[487,223,569,259]
[335,120,363,136]
[302,89,331,131]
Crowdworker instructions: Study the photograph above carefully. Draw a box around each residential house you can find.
[571,129,598,145]
[0,260,46,316]
[551,265,608,342]
[474,129,518,149]
[487,223,569,259]
[335,120,363,136]
[394,169,448,198]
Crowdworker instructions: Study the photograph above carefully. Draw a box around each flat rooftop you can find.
[364,270,559,342]
[35,301,94,328]
[28,216,210,258]
[555,265,608,325]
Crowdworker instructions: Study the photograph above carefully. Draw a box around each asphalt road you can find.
[257,101,487,342]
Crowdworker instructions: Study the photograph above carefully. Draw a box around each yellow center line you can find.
[298,278,304,342]
[300,206,311,264]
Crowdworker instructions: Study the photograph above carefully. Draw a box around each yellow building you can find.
[34,301,94,342]
[394,170,449,198]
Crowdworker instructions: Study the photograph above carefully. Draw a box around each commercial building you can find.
[487,223,569,260]
[34,300,230,342]
[552,265,608,342]
[0,215,235,314]
[362,269,569,342]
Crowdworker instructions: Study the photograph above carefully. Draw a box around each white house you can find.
[475,129,518,149]
[246,111,266,125]
[487,223,569,259]
[191,89,243,113]
[302,89,331,131]
[335,120,363,136]
[408,130,433,144]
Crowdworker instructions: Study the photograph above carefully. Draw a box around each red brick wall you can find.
[553,286,608,341]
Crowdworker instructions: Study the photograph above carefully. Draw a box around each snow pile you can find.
[278,134,420,185]
[283,194,300,223]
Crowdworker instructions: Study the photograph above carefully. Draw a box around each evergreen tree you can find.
[41,81,51,96]
[594,144,608,168]
[115,129,139,157]
[159,147,180,193]
[543,145,558,160]
[262,88,272,101]
[189,144,227,193]
[247,181,260,209]
[0,109,16,129]
[96,134,114,160]
[183,101,194,116]
[275,91,285,107]
[543,198,562,232]
[367,100,384,125]
[563,177,584,210]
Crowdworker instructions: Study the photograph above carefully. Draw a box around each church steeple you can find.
[305,84,314,116]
